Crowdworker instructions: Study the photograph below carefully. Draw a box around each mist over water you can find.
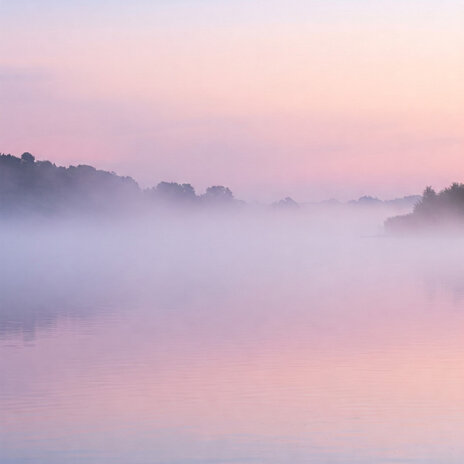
[1,209,464,463]
[2,0,462,459]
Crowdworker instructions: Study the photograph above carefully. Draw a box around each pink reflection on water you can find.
[2,266,464,463]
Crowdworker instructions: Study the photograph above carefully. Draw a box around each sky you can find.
[0,0,463,202]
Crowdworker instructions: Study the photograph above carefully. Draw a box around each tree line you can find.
[0,152,239,216]
[385,183,464,233]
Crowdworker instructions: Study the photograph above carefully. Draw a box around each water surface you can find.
[1,217,464,463]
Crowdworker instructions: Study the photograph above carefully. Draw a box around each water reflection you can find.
[1,220,464,463]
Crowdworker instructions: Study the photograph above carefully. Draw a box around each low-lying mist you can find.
[2,151,464,347]
[3,173,464,464]
[2,205,464,342]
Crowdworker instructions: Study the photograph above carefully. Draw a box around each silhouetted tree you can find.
[153,182,197,203]
[0,152,247,216]
[385,183,464,233]
[413,186,437,217]
[0,152,139,215]
[21,152,35,163]
[273,197,299,209]
[350,195,382,206]
[202,186,234,203]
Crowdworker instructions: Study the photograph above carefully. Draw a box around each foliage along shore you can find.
[385,183,464,234]
[1,151,420,218]
[0,152,241,216]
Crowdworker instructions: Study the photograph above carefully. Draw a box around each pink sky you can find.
[0,0,463,201]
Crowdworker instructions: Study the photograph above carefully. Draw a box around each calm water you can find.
[1,217,464,463]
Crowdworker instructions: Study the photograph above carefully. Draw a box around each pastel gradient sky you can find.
[1,0,463,201]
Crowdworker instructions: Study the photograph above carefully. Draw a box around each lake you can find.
[1,214,464,463]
